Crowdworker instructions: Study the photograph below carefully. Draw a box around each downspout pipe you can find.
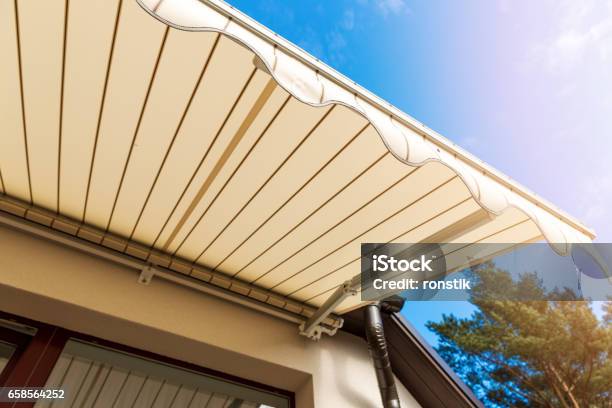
[364,297,405,408]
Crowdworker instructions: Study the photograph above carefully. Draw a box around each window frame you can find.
[0,324,32,387]
[0,311,295,408]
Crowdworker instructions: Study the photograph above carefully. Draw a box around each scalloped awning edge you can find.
[137,0,595,252]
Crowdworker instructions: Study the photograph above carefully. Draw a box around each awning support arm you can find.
[299,276,359,340]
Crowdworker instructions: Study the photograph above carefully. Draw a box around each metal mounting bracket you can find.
[299,278,359,340]
[138,265,156,285]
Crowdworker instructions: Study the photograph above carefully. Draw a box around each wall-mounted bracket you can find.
[138,265,156,285]
[299,278,358,340]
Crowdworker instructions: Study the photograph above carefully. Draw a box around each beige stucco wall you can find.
[0,224,420,407]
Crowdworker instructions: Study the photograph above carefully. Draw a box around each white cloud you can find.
[355,0,409,16]
[326,30,348,65]
[294,0,410,69]
[341,8,355,30]
[327,31,347,51]
[374,0,409,16]
[520,1,612,241]
[526,0,612,74]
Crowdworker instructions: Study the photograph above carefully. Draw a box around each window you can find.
[0,313,293,407]
[38,340,291,408]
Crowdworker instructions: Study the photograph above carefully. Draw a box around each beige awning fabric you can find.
[0,0,594,315]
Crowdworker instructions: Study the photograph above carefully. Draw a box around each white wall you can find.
[0,224,420,407]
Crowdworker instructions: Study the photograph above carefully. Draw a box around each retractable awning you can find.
[0,0,594,321]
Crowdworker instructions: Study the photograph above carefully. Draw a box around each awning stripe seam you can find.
[56,0,69,213]
[230,151,390,278]
[127,33,230,242]
[147,44,254,249]
[194,104,337,265]
[301,195,475,301]
[168,92,291,256]
[81,0,124,223]
[164,78,280,253]
[13,0,34,205]
[104,26,171,232]
[249,166,426,284]
[211,122,372,273]
[272,175,462,292]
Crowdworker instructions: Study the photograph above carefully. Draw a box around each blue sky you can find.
[224,0,612,343]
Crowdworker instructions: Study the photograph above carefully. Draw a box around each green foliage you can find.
[427,262,612,407]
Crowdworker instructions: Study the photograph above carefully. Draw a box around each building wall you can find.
[0,224,420,407]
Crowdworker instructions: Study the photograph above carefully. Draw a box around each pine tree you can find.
[427,262,612,407]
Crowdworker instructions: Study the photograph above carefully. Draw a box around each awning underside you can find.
[0,0,592,315]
